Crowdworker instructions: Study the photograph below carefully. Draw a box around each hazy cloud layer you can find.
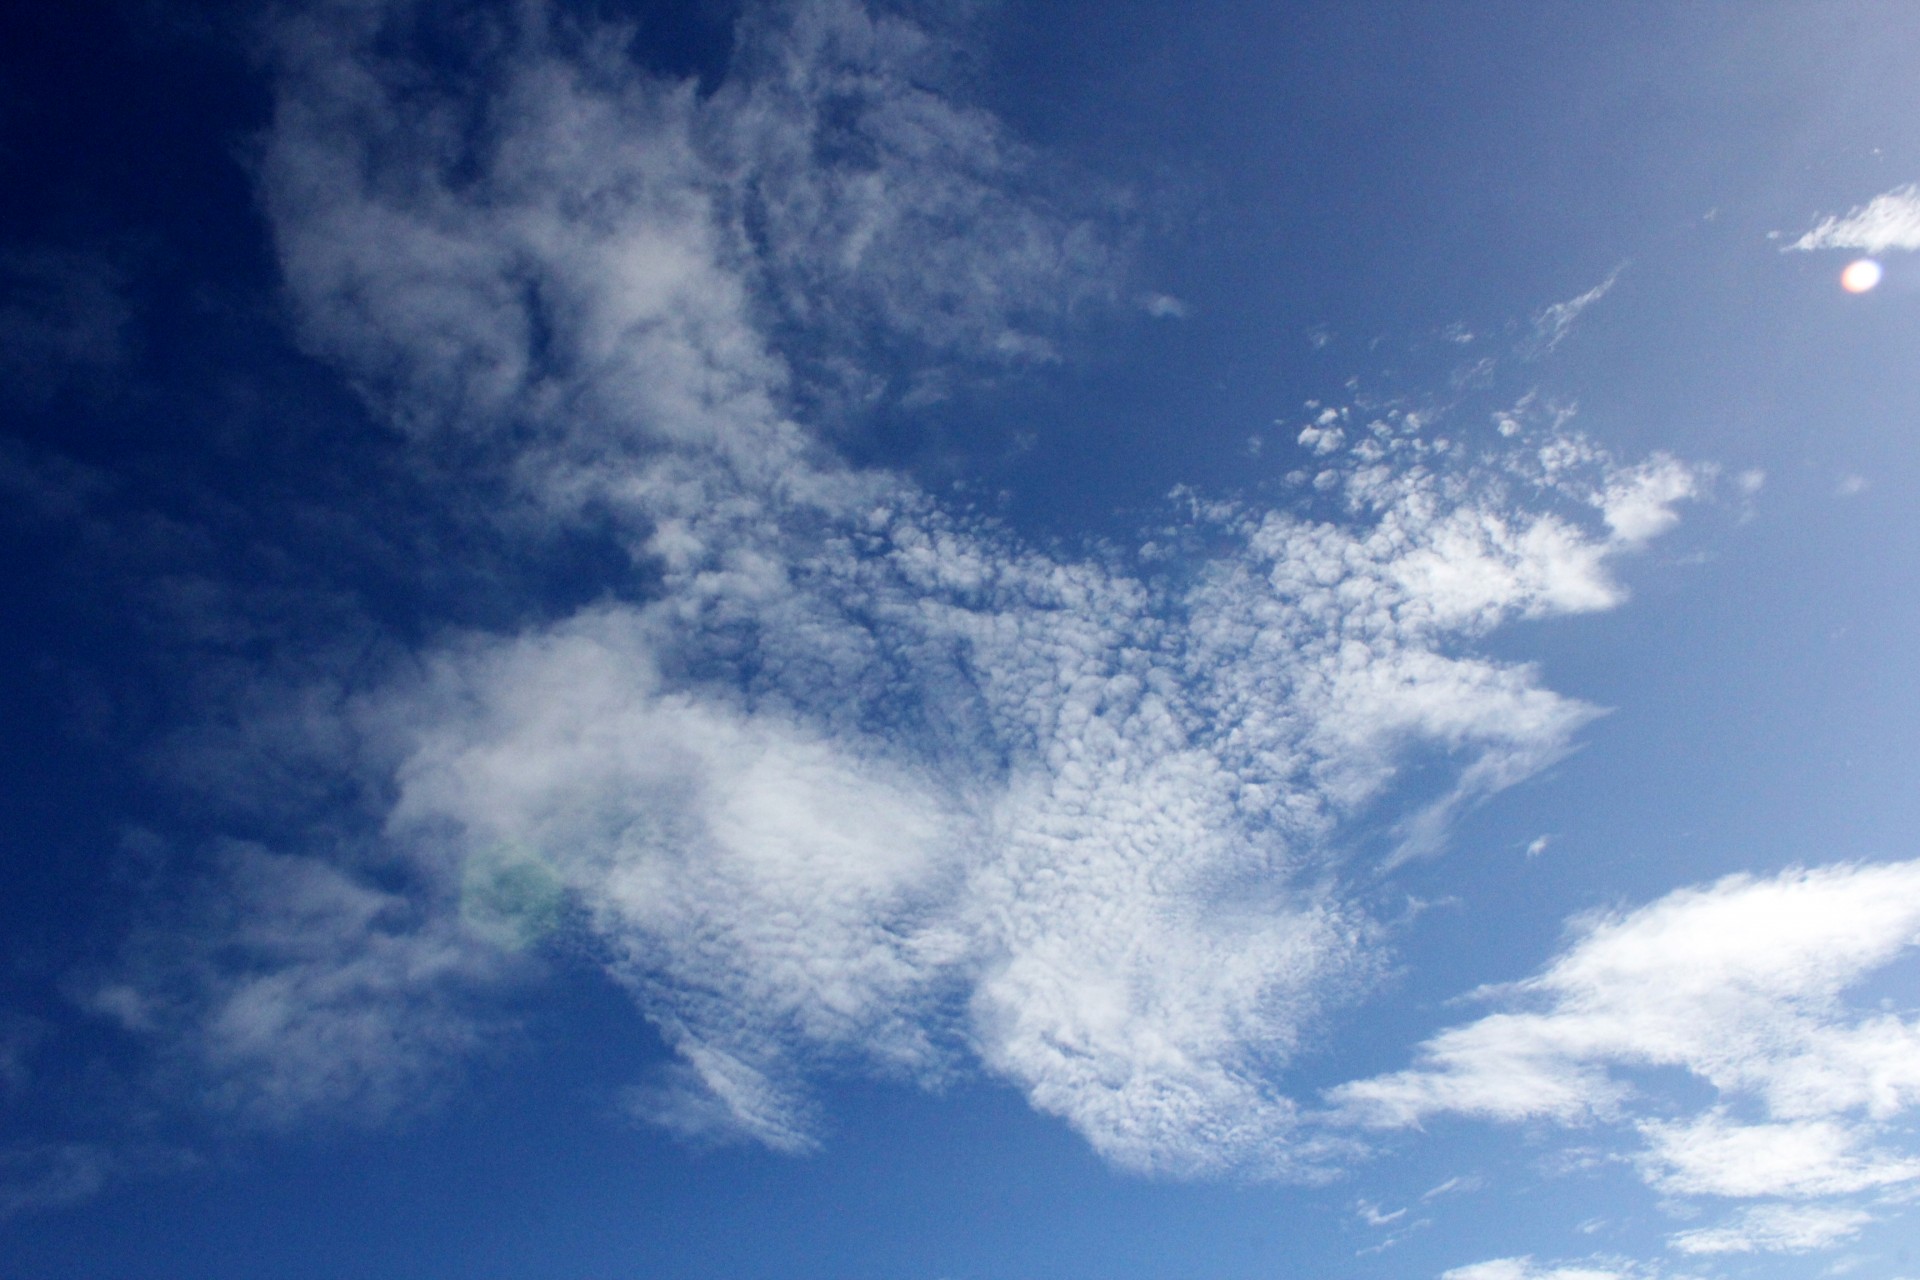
[0,247,133,404]
[89,843,521,1130]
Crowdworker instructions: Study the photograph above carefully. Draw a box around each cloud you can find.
[1331,861,1920,1226]
[1668,1203,1873,1255]
[369,404,1691,1172]
[1423,1174,1484,1199]
[0,1014,45,1100]
[0,1144,117,1220]
[1639,1113,1920,1199]
[1786,184,1920,254]
[1357,1198,1408,1226]
[1441,1257,1653,1280]
[0,247,133,404]
[1529,268,1621,356]
[263,0,1117,463]
[88,843,522,1131]
[0,436,116,527]
[92,0,1701,1180]
[718,0,1124,379]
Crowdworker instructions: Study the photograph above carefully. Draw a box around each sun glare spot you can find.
[1840,258,1883,293]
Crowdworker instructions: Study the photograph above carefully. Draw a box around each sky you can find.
[2,2,1920,1277]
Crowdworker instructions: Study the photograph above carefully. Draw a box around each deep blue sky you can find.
[4,3,1920,1278]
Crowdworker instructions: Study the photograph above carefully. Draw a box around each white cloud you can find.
[1331,861,1920,1214]
[363,368,1687,1172]
[1639,1113,1920,1199]
[1787,185,1920,254]
[1442,1257,1650,1280]
[1530,269,1621,356]
[96,0,1700,1177]
[1669,1203,1873,1255]
[1424,1174,1484,1199]
[1600,457,1697,547]
[1358,1198,1408,1225]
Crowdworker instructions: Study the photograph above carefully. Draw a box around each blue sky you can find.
[3,2,1920,1277]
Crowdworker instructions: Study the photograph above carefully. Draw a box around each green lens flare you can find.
[459,844,565,950]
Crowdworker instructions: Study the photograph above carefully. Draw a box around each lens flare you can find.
[1840,258,1883,293]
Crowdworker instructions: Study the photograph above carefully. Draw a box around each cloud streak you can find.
[1787,183,1920,254]
[1667,1203,1872,1256]
[1528,268,1621,357]
[1333,860,1920,1245]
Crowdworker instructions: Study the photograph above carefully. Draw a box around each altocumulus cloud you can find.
[89,0,1706,1179]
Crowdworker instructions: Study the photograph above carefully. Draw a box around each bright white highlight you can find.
[1840,258,1883,293]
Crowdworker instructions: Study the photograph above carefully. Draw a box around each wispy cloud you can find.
[0,1144,118,1220]
[1528,268,1622,357]
[1332,860,1920,1239]
[89,843,522,1131]
[1441,1257,1656,1280]
[1668,1203,1872,1256]
[1639,1112,1920,1199]
[1786,184,1920,254]
[0,247,133,405]
[720,0,1124,384]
